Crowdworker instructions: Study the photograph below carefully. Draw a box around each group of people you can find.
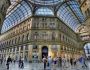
[42,56,88,70]
[6,56,24,69]
[78,56,87,68]
[6,56,12,69]
[43,56,62,70]
[0,56,24,70]
[18,57,24,68]
[69,56,87,68]
[0,55,88,70]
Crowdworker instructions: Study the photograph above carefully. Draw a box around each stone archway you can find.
[42,46,48,59]
[84,43,90,59]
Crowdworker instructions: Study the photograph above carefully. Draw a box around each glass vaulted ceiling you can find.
[1,0,85,33]
[57,3,80,30]
[35,7,54,16]
[57,0,85,31]
[67,0,85,22]
[6,0,22,14]
[1,1,32,33]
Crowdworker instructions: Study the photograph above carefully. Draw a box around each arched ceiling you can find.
[1,1,32,33]
[35,7,54,16]
[1,0,89,42]
[6,0,22,15]
[0,0,11,34]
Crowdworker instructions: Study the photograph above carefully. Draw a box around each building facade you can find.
[80,0,90,58]
[0,16,82,61]
[79,0,90,42]
[0,0,84,62]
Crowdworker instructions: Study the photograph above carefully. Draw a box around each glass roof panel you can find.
[13,10,21,23]
[18,6,25,19]
[21,2,32,17]
[57,3,80,31]
[6,0,21,14]
[10,14,16,25]
[67,0,85,22]
[16,7,24,21]
[1,1,32,33]
[13,13,18,24]
[8,16,14,27]
[2,0,85,33]
[35,7,54,16]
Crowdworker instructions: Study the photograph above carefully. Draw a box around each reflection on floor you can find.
[0,61,90,70]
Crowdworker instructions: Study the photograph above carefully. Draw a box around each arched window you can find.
[15,38,17,44]
[12,39,13,45]
[9,40,11,45]
[52,32,56,40]
[18,36,20,43]
[22,35,24,42]
[35,7,54,16]
[34,32,38,40]
[84,43,90,56]
[26,33,29,41]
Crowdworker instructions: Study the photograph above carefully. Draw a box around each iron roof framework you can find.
[1,1,32,33]
[1,0,85,33]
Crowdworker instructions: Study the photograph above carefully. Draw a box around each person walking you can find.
[53,57,57,70]
[43,56,47,70]
[0,57,3,64]
[21,58,24,68]
[18,57,22,68]
[73,58,77,66]
[58,57,62,67]
[6,56,12,70]
[13,59,16,64]
[47,56,52,69]
[70,58,73,66]
[79,56,87,68]
[83,57,87,68]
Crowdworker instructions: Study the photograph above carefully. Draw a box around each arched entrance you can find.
[42,46,48,59]
[84,43,90,59]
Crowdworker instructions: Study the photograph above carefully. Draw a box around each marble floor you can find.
[0,61,90,70]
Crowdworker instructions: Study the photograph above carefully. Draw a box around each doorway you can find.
[42,46,48,59]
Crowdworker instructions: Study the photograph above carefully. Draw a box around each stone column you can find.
[23,45,25,60]
[28,45,32,61]
[6,49,8,60]
[38,45,42,61]
[15,46,17,60]
[48,45,52,57]
[19,46,21,59]
[57,45,60,57]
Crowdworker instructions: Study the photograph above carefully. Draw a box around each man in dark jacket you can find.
[6,56,12,69]
[70,58,73,66]
[0,57,3,64]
